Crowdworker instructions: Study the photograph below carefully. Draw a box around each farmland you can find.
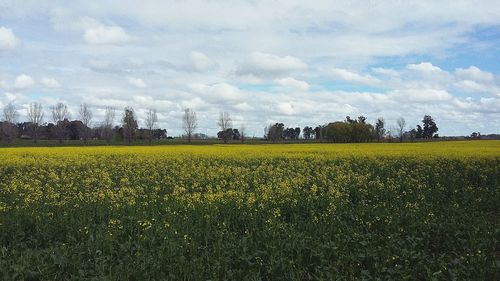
[0,141,499,280]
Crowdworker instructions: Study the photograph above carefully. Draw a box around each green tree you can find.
[122,107,138,144]
[375,118,385,142]
[422,115,438,139]
[302,126,313,139]
[416,125,423,139]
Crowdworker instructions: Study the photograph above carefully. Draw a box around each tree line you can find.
[0,102,166,145]
[264,115,439,143]
[1,101,439,145]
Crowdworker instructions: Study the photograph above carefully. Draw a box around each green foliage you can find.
[322,121,375,142]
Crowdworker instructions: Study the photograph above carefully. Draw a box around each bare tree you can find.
[217,111,232,143]
[103,107,115,144]
[182,108,197,143]
[79,104,93,144]
[396,117,406,142]
[3,102,17,124]
[27,102,44,143]
[387,126,397,143]
[240,125,246,143]
[51,102,70,143]
[2,102,18,143]
[145,108,158,145]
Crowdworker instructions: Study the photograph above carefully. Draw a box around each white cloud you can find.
[451,66,499,95]
[399,62,453,89]
[277,102,297,115]
[50,13,133,45]
[330,68,380,86]
[41,77,61,88]
[276,77,310,91]
[391,88,453,102]
[188,51,217,72]
[406,62,448,75]
[127,77,147,88]
[0,27,19,50]
[455,66,494,83]
[189,82,245,104]
[0,92,18,104]
[83,24,132,45]
[455,80,489,93]
[51,13,135,46]
[372,67,400,78]
[407,62,438,73]
[236,52,307,78]
[14,74,34,90]
[452,97,500,114]
[234,102,254,112]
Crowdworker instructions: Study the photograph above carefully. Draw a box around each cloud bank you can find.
[0,0,499,136]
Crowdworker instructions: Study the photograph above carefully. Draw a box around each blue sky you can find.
[0,0,499,136]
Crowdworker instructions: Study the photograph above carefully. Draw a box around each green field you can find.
[1,141,499,280]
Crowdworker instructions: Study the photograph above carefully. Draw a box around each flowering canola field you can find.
[0,141,499,280]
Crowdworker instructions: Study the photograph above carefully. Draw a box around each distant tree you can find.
[114,125,123,141]
[51,102,70,143]
[217,112,232,143]
[232,129,241,140]
[471,132,481,139]
[27,102,44,143]
[2,102,18,143]
[302,126,313,140]
[240,125,246,143]
[67,120,85,140]
[375,118,385,142]
[323,120,375,143]
[2,102,17,124]
[283,127,299,139]
[102,107,116,144]
[396,117,406,142]
[45,122,56,139]
[192,132,208,140]
[323,122,350,142]
[294,127,301,139]
[416,125,423,139]
[386,129,394,142]
[122,107,138,144]
[153,128,167,140]
[266,123,284,142]
[345,116,355,124]
[351,122,375,142]
[422,115,438,139]
[145,108,158,145]
[16,122,30,138]
[182,108,197,143]
[358,116,367,124]
[314,126,322,140]
[79,104,92,144]
[217,128,233,141]
[408,129,417,141]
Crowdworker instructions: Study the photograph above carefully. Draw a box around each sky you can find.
[0,0,499,137]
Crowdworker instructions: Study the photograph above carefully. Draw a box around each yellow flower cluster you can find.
[0,141,498,279]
